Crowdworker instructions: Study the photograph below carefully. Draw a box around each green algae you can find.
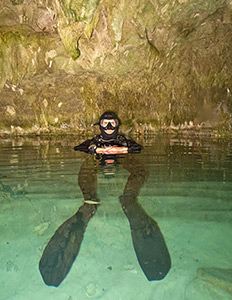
[0,25,61,86]
[59,0,100,23]
[0,0,232,135]
[10,0,24,5]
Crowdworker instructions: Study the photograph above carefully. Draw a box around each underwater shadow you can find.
[39,155,171,286]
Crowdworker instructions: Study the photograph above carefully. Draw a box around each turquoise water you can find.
[0,135,232,300]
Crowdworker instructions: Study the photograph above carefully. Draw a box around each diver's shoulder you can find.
[91,135,101,142]
[116,134,127,141]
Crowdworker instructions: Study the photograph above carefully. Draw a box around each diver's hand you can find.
[96,146,128,154]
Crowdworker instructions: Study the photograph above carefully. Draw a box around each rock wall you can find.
[0,0,232,135]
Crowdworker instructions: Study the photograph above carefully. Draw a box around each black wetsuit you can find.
[74,134,142,154]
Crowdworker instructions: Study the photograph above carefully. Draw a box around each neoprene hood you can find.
[96,111,120,140]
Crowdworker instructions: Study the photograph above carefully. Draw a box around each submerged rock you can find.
[197,267,232,295]
[85,282,105,298]
[185,267,232,300]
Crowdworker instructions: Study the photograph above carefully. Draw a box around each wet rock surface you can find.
[0,0,232,135]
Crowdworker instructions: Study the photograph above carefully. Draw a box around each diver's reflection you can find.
[39,155,171,286]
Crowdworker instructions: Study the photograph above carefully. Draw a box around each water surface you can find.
[0,135,232,300]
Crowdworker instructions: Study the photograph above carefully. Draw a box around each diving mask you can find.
[100,119,119,130]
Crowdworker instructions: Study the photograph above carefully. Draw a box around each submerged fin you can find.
[39,212,85,286]
[39,203,97,287]
[120,196,171,280]
[129,215,171,280]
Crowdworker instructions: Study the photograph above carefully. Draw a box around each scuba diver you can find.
[73,111,142,156]
[39,112,171,287]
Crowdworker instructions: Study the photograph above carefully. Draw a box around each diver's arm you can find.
[95,136,142,154]
[74,139,100,154]
[74,141,127,155]
[116,135,142,154]
[96,146,128,154]
[74,140,92,153]
[127,139,142,153]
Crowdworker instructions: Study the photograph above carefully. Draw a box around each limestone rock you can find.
[185,267,232,300]
[197,267,232,295]
[0,0,232,134]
